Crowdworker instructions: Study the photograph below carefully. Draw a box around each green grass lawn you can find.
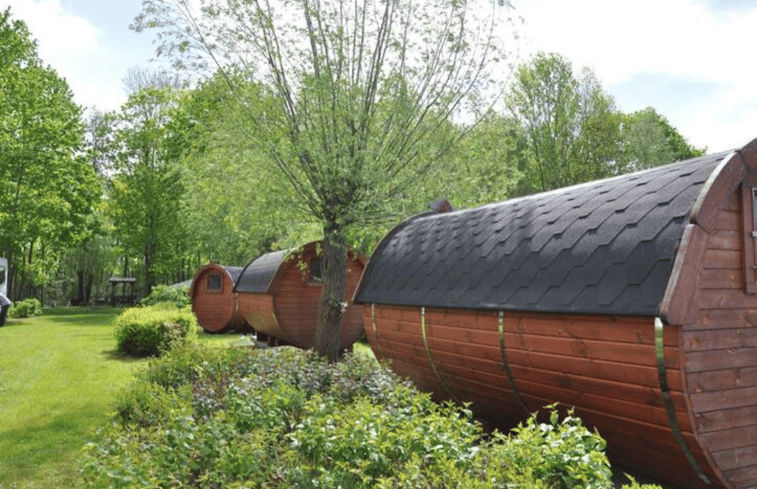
[0,307,247,488]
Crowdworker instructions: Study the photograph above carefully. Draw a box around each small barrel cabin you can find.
[190,263,247,333]
[354,139,757,489]
[235,241,366,349]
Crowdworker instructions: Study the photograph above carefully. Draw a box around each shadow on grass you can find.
[0,403,106,487]
[101,348,147,364]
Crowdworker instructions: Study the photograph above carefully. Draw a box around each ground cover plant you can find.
[81,343,663,489]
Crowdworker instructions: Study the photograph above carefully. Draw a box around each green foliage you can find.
[498,405,612,489]
[139,284,190,308]
[618,107,707,172]
[133,0,513,360]
[114,304,198,357]
[0,8,101,291]
[100,71,191,292]
[507,52,621,194]
[81,345,661,489]
[8,297,42,318]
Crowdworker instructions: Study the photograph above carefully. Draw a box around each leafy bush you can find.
[114,304,198,357]
[81,346,664,489]
[139,284,190,308]
[8,297,42,318]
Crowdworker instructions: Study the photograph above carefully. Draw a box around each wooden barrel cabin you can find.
[235,241,366,349]
[190,263,247,333]
[354,139,757,489]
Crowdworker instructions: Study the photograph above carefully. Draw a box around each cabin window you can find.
[309,258,323,283]
[742,185,757,293]
[206,273,223,292]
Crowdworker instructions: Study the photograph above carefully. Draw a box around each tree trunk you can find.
[76,270,85,304]
[314,229,348,362]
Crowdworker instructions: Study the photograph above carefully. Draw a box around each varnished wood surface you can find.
[191,265,241,333]
[364,305,720,489]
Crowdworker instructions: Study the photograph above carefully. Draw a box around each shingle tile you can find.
[355,151,730,315]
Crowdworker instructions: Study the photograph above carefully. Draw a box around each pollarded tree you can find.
[132,0,513,360]
[166,73,311,267]
[0,7,100,299]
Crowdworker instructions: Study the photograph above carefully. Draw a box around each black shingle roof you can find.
[224,266,244,286]
[234,250,290,293]
[354,152,729,316]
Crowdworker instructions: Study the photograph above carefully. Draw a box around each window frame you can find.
[206,273,223,293]
[741,184,757,293]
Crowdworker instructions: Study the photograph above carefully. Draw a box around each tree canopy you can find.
[133,0,513,359]
[0,8,100,298]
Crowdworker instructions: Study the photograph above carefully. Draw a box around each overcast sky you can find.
[5,0,757,153]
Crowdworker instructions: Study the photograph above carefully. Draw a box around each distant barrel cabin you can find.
[190,263,247,333]
[354,139,757,489]
[235,241,366,349]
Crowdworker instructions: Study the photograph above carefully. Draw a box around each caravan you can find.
[0,258,10,326]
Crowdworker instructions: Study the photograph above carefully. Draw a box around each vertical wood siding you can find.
[684,190,757,489]
[273,257,365,349]
[191,268,237,333]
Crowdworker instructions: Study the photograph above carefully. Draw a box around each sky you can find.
[4,0,757,153]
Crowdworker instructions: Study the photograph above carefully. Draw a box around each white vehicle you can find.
[0,258,10,327]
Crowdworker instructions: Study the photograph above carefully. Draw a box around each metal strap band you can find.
[655,317,711,485]
[421,307,459,403]
[498,311,530,415]
[370,304,385,360]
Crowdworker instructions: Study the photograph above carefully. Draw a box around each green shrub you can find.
[139,284,190,308]
[114,305,198,357]
[81,346,664,489]
[8,297,42,318]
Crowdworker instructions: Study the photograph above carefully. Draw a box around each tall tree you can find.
[0,8,100,299]
[133,0,512,360]
[167,73,311,266]
[104,69,189,293]
[618,107,706,172]
[507,52,620,193]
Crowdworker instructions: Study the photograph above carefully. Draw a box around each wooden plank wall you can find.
[684,190,757,489]
[364,305,718,489]
[192,271,235,333]
[236,293,280,338]
[274,258,366,349]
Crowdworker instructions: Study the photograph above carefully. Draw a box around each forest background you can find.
[0,2,704,311]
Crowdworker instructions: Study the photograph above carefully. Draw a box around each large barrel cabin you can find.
[190,263,247,333]
[235,241,366,349]
[354,139,757,489]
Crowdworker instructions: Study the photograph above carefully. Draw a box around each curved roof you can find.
[189,263,245,296]
[234,250,291,293]
[355,151,730,316]
[224,265,244,285]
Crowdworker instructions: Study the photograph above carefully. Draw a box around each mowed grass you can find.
[0,307,247,488]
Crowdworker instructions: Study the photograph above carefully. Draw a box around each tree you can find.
[167,73,313,266]
[103,69,189,294]
[133,0,512,360]
[618,107,706,172]
[507,52,621,193]
[0,8,100,300]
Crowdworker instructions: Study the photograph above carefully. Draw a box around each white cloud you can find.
[5,0,156,113]
[513,0,757,151]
